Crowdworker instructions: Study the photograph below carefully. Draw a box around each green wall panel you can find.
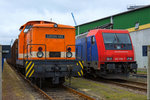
[76,18,110,35]
[113,7,150,29]
[76,7,150,35]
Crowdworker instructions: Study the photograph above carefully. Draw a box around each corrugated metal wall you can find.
[113,7,150,29]
[76,18,110,35]
[76,6,150,35]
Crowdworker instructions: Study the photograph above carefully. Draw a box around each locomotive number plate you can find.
[46,34,64,39]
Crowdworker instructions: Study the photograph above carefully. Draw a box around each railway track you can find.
[132,74,147,78]
[103,79,147,92]
[83,77,147,93]
[42,85,93,100]
[10,64,95,100]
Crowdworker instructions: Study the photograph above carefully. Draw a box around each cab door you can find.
[87,36,98,61]
[87,36,92,61]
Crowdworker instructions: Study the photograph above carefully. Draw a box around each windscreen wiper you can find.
[115,34,120,43]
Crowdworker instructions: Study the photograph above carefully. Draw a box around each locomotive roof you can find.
[76,29,129,39]
[19,21,56,30]
[19,20,74,30]
[33,24,75,29]
[75,32,88,39]
[87,29,129,37]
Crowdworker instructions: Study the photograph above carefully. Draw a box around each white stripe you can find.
[18,54,27,58]
[61,52,75,58]
[18,52,75,58]
[18,54,23,58]
[61,52,66,58]
[72,52,75,58]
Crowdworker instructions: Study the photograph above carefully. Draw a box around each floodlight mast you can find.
[71,12,80,36]
[71,12,77,26]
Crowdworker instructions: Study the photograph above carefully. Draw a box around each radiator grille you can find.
[49,52,61,57]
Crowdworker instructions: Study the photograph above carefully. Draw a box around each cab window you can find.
[23,25,32,33]
[19,26,24,32]
[91,36,95,44]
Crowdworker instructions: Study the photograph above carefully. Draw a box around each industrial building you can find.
[76,5,150,68]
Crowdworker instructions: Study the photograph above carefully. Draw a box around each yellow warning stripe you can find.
[127,23,150,32]
[25,61,28,65]
[78,72,81,76]
[29,70,34,78]
[82,61,84,64]
[76,63,79,66]
[26,63,34,77]
[81,70,83,76]
[79,61,83,69]
[26,61,32,71]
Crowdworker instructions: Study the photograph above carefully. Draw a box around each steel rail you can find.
[64,85,95,100]
[9,64,53,100]
[10,64,95,100]
[104,80,147,92]
[124,80,147,86]
[132,74,147,78]
[83,77,147,93]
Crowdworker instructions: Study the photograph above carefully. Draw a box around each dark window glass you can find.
[103,33,131,44]
[142,46,147,56]
[103,33,115,43]
[102,33,132,50]
[117,34,131,44]
[23,25,32,33]
[91,36,95,44]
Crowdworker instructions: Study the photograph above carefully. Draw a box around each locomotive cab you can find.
[101,31,137,78]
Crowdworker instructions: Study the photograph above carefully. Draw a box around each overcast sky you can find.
[0,0,150,45]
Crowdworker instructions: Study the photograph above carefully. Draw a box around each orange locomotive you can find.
[13,21,83,84]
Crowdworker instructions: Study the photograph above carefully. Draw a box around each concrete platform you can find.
[2,62,45,100]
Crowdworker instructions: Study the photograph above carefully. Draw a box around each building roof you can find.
[77,5,150,27]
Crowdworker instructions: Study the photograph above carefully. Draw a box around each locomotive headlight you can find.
[130,57,133,60]
[37,51,44,58]
[127,57,133,60]
[116,45,121,49]
[107,57,113,61]
[54,24,58,28]
[66,52,72,58]
[109,57,113,60]
[107,57,110,61]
